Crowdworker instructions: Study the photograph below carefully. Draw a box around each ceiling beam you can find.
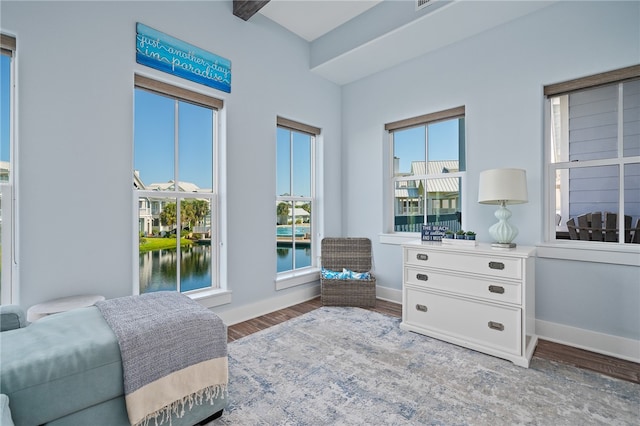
[233,0,271,21]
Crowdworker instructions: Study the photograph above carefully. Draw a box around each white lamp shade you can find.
[478,168,528,205]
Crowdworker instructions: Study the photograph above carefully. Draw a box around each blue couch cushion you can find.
[0,305,26,331]
[0,312,21,332]
[0,306,123,425]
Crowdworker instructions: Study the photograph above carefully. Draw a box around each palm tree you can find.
[190,199,210,225]
[277,202,290,225]
[184,202,197,230]
[160,202,177,230]
[161,200,211,234]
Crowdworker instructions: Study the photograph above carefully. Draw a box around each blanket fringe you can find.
[135,384,228,426]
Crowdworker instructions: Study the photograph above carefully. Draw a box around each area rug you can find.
[210,307,639,425]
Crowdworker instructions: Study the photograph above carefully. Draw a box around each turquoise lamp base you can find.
[488,203,518,248]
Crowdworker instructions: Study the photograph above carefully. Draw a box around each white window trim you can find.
[275,267,321,290]
[190,288,232,309]
[134,191,219,292]
[132,74,229,304]
[0,184,16,303]
[275,119,322,287]
[379,232,422,245]
[542,73,640,266]
[382,110,467,242]
[536,242,640,267]
[1,34,18,305]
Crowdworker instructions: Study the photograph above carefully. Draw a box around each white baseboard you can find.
[536,319,640,363]
[379,288,639,363]
[379,287,639,363]
[214,284,638,364]
[213,284,402,326]
[214,285,320,326]
[376,285,402,304]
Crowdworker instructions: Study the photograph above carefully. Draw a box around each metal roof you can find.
[395,161,460,196]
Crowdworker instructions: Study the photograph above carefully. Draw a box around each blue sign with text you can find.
[422,225,448,241]
[136,23,231,93]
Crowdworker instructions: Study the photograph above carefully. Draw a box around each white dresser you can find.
[400,240,537,367]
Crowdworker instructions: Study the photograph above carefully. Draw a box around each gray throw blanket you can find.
[96,292,228,426]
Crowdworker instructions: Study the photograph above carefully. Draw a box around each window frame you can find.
[132,74,229,304]
[382,106,466,243]
[1,34,17,304]
[540,65,640,265]
[275,116,321,289]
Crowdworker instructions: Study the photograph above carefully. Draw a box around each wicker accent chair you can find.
[321,238,376,307]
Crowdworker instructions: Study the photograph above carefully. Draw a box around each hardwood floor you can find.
[227,297,640,384]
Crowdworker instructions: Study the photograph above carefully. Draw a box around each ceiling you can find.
[234,0,558,85]
[258,0,382,42]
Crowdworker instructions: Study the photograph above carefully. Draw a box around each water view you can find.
[277,244,312,273]
[139,245,211,293]
[140,242,311,287]
[276,224,312,272]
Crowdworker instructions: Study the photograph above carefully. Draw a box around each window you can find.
[0,34,16,304]
[134,75,222,294]
[385,106,466,234]
[276,117,319,275]
[545,65,640,245]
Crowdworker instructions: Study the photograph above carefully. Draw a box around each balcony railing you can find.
[394,213,461,233]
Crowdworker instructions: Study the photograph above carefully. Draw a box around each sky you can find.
[136,90,312,198]
[1,55,10,163]
[393,118,461,174]
[276,127,311,198]
[134,89,213,190]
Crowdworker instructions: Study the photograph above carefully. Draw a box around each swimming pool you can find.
[276,226,310,237]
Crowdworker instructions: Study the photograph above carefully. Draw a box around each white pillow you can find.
[0,394,15,426]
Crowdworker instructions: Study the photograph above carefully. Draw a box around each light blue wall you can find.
[2,0,638,342]
[340,1,640,340]
[1,1,342,309]
[536,258,639,339]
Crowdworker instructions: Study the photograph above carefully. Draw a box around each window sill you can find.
[536,241,640,266]
[276,268,321,290]
[188,288,232,309]
[379,232,421,245]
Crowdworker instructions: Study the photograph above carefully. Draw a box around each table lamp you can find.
[478,168,528,248]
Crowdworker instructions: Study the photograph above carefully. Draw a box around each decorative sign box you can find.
[421,225,448,241]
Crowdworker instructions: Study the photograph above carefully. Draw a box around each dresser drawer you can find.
[404,287,521,355]
[405,247,522,280]
[404,267,521,305]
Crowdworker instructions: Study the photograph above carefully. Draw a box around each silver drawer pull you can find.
[488,321,504,331]
[488,261,505,270]
[488,285,505,294]
[415,304,428,312]
[416,273,429,281]
[416,253,429,261]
